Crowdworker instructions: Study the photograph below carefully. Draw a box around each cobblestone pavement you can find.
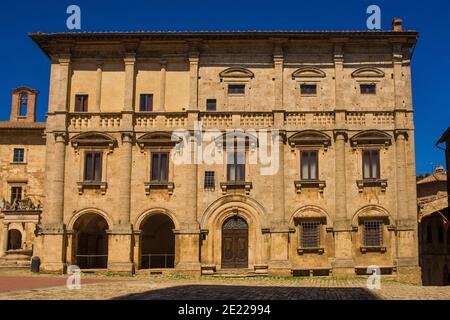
[0,271,449,300]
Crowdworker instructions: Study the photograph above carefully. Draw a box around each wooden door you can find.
[221,217,248,269]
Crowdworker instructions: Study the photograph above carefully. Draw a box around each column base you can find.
[40,262,67,274]
[396,265,422,285]
[175,261,201,275]
[332,259,355,276]
[108,262,135,275]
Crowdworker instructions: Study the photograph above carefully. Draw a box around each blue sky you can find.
[0,0,448,174]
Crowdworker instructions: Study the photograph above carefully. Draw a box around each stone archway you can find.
[221,216,249,269]
[140,214,175,269]
[7,229,22,250]
[73,212,109,269]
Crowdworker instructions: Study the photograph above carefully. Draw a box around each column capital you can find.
[58,54,72,65]
[53,132,67,143]
[121,132,135,144]
[333,130,348,142]
[124,54,136,65]
[394,129,409,141]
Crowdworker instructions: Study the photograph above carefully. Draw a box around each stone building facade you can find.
[0,19,421,281]
[0,87,45,267]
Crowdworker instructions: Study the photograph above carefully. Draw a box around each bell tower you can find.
[10,86,38,122]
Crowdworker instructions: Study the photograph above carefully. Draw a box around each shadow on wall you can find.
[113,285,380,300]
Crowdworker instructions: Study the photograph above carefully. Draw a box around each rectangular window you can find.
[363,220,383,247]
[206,99,217,111]
[204,171,215,190]
[151,152,169,182]
[84,152,102,182]
[228,84,245,95]
[140,94,154,112]
[301,151,318,180]
[300,84,317,96]
[363,150,380,179]
[227,150,245,182]
[360,84,376,95]
[13,148,25,163]
[10,186,22,203]
[75,95,89,112]
[300,221,321,248]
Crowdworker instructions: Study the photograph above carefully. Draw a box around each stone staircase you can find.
[0,250,32,270]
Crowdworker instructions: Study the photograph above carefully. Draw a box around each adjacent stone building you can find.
[417,165,449,285]
[0,19,421,281]
[0,87,45,268]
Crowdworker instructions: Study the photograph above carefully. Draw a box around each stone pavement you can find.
[0,271,449,300]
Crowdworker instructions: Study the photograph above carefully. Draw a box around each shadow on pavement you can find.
[113,284,379,300]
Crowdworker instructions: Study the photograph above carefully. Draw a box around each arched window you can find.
[19,93,28,117]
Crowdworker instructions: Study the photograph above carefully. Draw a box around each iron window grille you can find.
[204,171,215,190]
[363,220,384,247]
[300,221,321,248]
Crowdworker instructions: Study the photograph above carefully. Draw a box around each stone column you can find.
[175,134,201,273]
[41,132,68,273]
[332,131,354,275]
[268,131,290,274]
[333,45,344,109]
[274,50,284,109]
[123,54,136,112]
[189,52,199,110]
[40,54,71,273]
[158,59,167,112]
[107,132,134,274]
[392,44,405,110]
[94,61,103,112]
[394,130,420,283]
[1,223,8,257]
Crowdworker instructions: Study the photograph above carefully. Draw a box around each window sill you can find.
[10,162,27,165]
[356,179,387,192]
[297,247,324,255]
[145,182,175,195]
[360,246,387,253]
[77,181,107,195]
[220,181,252,195]
[294,180,326,194]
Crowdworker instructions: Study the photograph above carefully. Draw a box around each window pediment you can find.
[137,132,181,148]
[71,132,117,150]
[292,67,326,79]
[351,67,385,78]
[350,130,392,147]
[288,130,331,148]
[219,67,254,80]
[215,131,258,150]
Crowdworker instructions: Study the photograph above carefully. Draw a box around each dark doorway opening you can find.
[74,213,109,269]
[7,229,22,250]
[140,214,175,269]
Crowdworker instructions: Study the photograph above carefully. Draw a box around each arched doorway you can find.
[222,216,248,269]
[7,229,22,250]
[73,213,109,269]
[140,214,175,269]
